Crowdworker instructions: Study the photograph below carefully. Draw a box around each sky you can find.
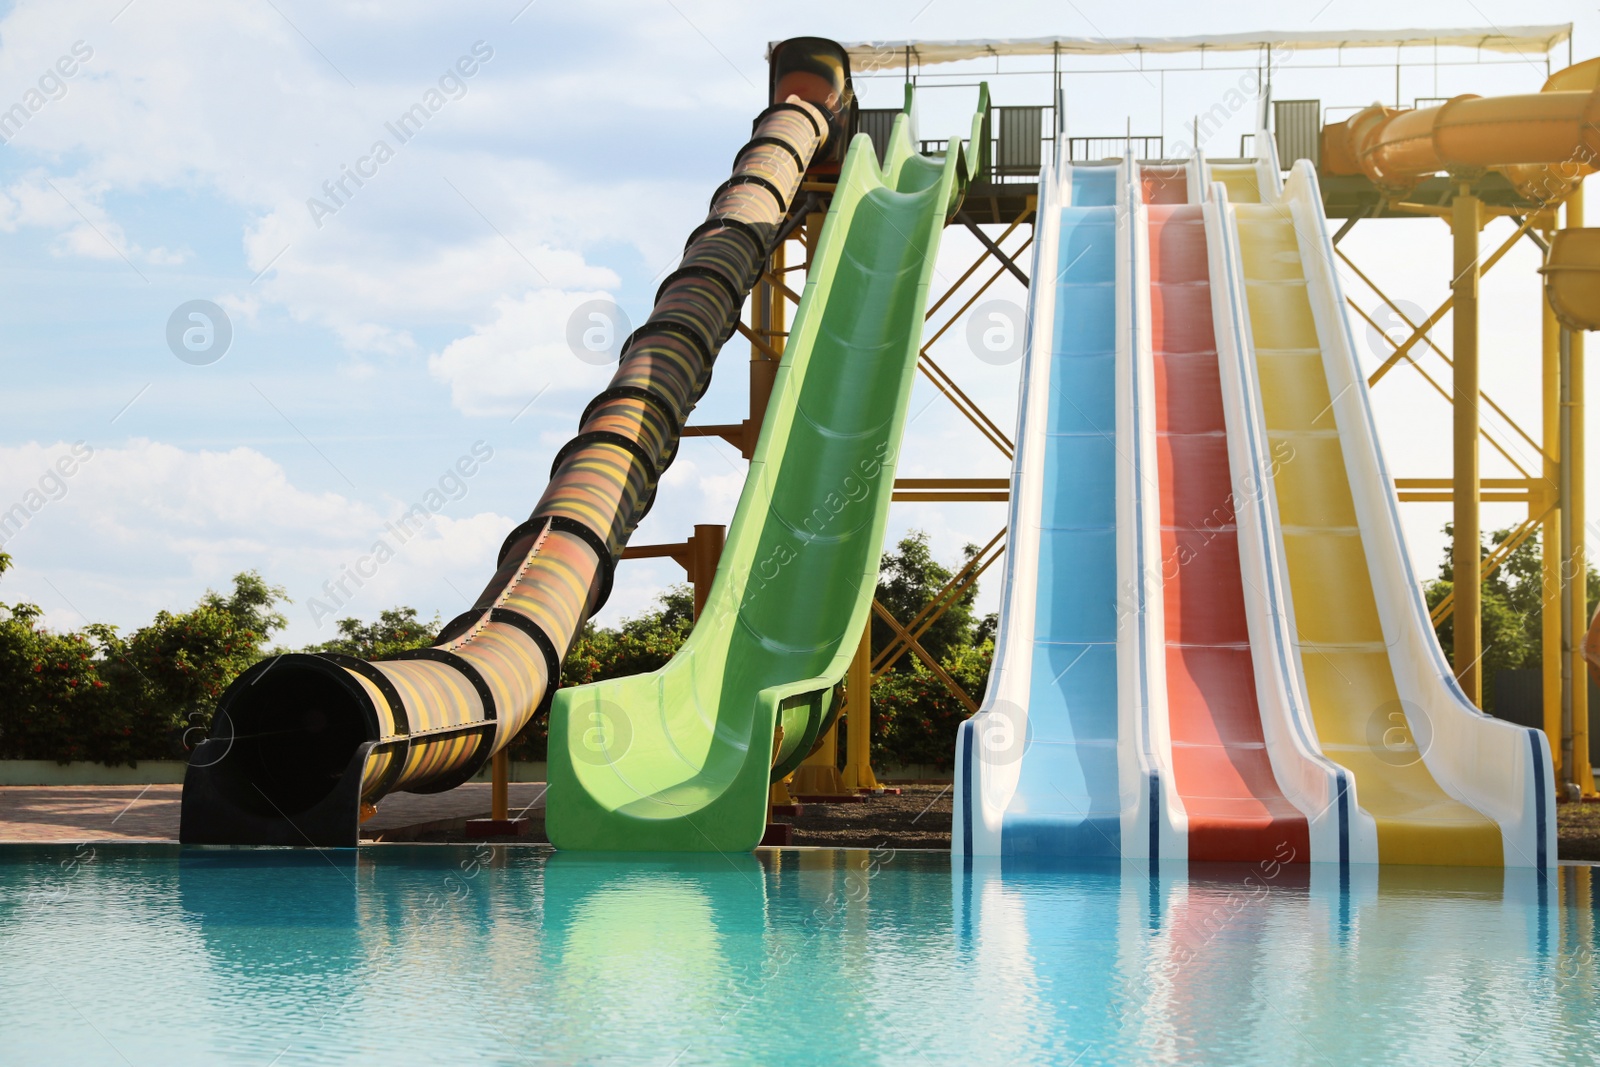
[0,0,1592,650]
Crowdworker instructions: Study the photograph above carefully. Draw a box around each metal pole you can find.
[1452,189,1483,703]
[841,625,879,792]
[793,719,842,796]
[1571,184,1594,795]
[1543,263,1565,781]
[1053,43,1061,140]
[491,748,509,821]
[1262,45,1272,130]
[688,524,725,619]
[747,235,787,459]
[1563,321,1576,792]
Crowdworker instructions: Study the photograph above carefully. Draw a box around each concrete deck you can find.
[0,783,547,843]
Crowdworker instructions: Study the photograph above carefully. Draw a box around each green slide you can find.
[547,89,985,852]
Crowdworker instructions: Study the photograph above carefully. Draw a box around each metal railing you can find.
[1066,135,1164,162]
[861,102,1057,182]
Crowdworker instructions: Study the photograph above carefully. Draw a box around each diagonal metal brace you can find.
[871,600,979,716]
[956,211,1029,287]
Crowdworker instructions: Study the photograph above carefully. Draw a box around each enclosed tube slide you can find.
[1321,57,1600,199]
[546,88,987,853]
[1545,227,1600,332]
[181,43,849,847]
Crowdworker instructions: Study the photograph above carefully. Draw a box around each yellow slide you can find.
[1231,195,1500,864]
[1214,151,1551,866]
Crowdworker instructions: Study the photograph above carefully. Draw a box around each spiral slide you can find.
[545,91,987,852]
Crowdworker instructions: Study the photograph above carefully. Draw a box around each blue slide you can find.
[955,159,1129,857]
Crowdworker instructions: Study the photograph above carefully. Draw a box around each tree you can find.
[0,597,108,763]
[305,607,439,660]
[868,637,993,769]
[504,584,698,761]
[558,584,695,688]
[1426,524,1600,714]
[116,572,289,746]
[0,567,289,764]
[853,532,993,770]
[871,532,980,667]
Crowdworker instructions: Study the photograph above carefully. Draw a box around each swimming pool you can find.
[1,845,1595,1065]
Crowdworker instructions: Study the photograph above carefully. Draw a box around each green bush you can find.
[0,562,289,765]
[861,637,992,770]
[505,585,697,762]
[0,526,996,774]
[1426,524,1600,714]
[306,607,438,660]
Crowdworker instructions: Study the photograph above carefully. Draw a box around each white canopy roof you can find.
[816,26,1572,71]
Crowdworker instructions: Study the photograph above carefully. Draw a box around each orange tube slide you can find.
[1322,58,1600,200]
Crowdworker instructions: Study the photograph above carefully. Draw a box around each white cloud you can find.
[0,169,196,267]
[0,439,515,647]
[0,2,703,373]
[657,453,745,522]
[427,287,620,416]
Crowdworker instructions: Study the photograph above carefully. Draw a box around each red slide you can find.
[1145,174,1311,863]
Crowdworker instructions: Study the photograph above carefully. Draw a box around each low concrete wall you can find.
[0,760,189,786]
[1,759,552,786]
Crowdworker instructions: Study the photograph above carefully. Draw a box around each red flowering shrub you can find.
[0,561,288,765]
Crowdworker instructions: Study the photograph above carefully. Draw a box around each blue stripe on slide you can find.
[1337,770,1349,872]
[1148,775,1160,866]
[1530,729,1546,872]
[960,720,974,861]
[999,170,1123,860]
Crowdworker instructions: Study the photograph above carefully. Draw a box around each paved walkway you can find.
[0,783,547,843]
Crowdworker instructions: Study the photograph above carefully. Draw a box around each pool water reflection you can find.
[0,845,1595,1065]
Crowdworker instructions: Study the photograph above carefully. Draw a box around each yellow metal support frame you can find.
[1566,187,1593,796]
[1356,179,1594,795]
[1451,189,1485,703]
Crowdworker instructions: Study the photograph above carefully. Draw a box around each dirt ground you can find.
[773,783,953,850]
[413,787,1600,860]
[407,783,955,849]
[1558,801,1600,862]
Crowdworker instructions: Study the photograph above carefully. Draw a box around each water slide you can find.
[180,41,849,847]
[1320,57,1599,199]
[1139,163,1324,865]
[957,68,1588,864]
[545,90,986,852]
[953,151,1130,859]
[1216,155,1551,867]
[953,148,1342,864]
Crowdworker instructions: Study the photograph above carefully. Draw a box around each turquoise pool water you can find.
[1,845,1596,1065]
